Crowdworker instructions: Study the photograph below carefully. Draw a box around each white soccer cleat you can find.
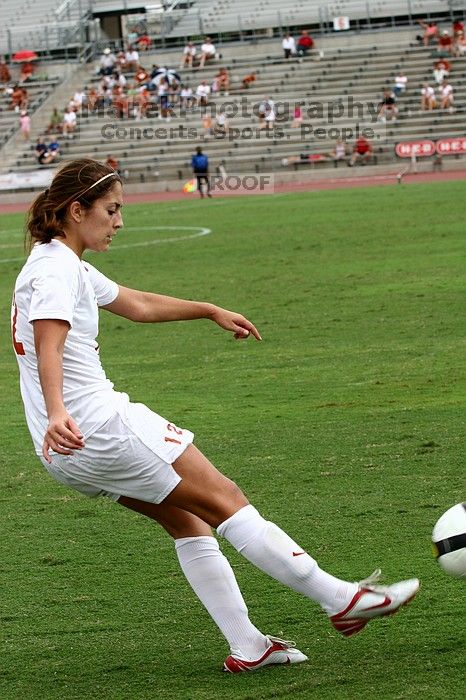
[223,635,308,673]
[330,569,420,637]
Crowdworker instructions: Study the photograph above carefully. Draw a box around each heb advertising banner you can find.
[436,137,466,154]
[396,138,466,158]
[395,140,436,158]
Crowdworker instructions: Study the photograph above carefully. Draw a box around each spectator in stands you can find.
[67,95,80,114]
[62,106,77,138]
[213,109,229,137]
[198,38,217,69]
[242,71,256,89]
[73,88,87,113]
[393,71,408,96]
[0,57,11,84]
[257,95,274,128]
[437,30,454,56]
[126,26,139,45]
[215,67,230,95]
[349,136,373,166]
[180,42,197,69]
[329,138,348,164]
[125,46,140,72]
[48,137,60,157]
[195,80,211,106]
[135,66,150,86]
[113,89,129,119]
[282,33,296,59]
[99,83,113,109]
[10,84,28,111]
[439,80,454,111]
[211,72,220,96]
[87,86,98,112]
[35,136,56,165]
[201,113,213,139]
[296,30,314,58]
[453,19,464,37]
[135,85,152,119]
[136,34,151,51]
[115,51,126,72]
[417,20,439,46]
[191,146,211,198]
[45,107,63,134]
[20,61,35,83]
[180,84,194,109]
[421,83,436,110]
[157,78,171,122]
[19,109,31,140]
[453,30,466,57]
[113,71,127,90]
[99,48,117,76]
[260,102,276,131]
[378,88,398,121]
[433,59,450,85]
[105,154,120,173]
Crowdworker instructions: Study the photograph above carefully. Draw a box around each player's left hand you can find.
[210,307,262,341]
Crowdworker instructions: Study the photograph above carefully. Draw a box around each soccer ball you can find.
[432,503,466,580]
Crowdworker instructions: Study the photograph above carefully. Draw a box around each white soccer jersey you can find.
[12,239,123,454]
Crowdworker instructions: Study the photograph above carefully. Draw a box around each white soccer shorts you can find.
[40,401,193,503]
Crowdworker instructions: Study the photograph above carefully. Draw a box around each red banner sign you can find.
[436,137,466,154]
[395,140,436,158]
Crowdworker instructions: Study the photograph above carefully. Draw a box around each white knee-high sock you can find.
[175,535,269,660]
[217,505,357,614]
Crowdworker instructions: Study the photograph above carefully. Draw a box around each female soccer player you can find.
[12,159,419,673]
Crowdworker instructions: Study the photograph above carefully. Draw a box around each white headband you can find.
[81,171,117,195]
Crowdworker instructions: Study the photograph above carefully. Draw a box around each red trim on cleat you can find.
[224,640,290,673]
[330,575,420,638]
[223,637,308,673]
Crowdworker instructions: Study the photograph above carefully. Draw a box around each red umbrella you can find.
[12,50,39,62]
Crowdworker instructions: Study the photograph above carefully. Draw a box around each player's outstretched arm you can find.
[101,285,262,340]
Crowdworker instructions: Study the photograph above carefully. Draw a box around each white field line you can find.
[0,226,212,264]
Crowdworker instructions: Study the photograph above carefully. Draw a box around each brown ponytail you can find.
[25,158,122,251]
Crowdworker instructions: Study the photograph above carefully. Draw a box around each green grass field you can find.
[0,182,464,700]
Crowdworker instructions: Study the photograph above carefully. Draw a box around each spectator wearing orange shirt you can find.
[10,84,28,111]
[0,57,11,84]
[105,154,120,173]
[242,71,256,89]
[20,61,34,83]
[215,67,230,95]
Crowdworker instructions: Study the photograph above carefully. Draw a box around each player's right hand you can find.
[42,411,85,463]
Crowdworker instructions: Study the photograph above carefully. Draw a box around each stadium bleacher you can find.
[0,76,61,147]
[167,0,449,38]
[1,2,465,192]
[0,0,84,55]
